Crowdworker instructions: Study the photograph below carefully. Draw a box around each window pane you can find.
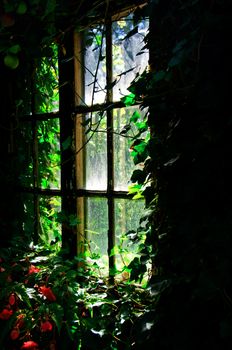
[86,197,108,273]
[84,27,106,105]
[39,196,61,247]
[37,119,61,189]
[113,107,147,191]
[112,15,149,101]
[35,46,59,114]
[85,112,107,190]
[115,198,145,271]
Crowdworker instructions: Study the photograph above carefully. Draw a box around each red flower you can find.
[41,320,53,332]
[10,328,20,340]
[21,340,38,349]
[9,293,16,306]
[28,265,40,274]
[39,286,56,302]
[0,308,13,320]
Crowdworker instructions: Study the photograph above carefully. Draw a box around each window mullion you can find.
[59,31,77,257]
[31,67,40,244]
[106,19,115,276]
[74,32,86,257]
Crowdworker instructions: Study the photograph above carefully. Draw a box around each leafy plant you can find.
[0,247,152,350]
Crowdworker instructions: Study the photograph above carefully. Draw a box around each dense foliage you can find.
[129,0,232,349]
[1,0,232,349]
[0,246,151,350]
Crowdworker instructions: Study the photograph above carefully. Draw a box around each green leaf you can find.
[135,121,147,132]
[16,1,27,14]
[131,169,146,184]
[121,93,136,107]
[49,304,64,333]
[128,184,142,194]
[8,44,21,54]
[130,111,140,123]
[4,54,19,69]
[110,246,119,257]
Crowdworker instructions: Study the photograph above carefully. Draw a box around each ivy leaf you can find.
[131,169,146,184]
[8,44,21,54]
[49,304,64,333]
[4,54,19,69]
[121,93,136,106]
[16,1,27,15]
[135,121,147,132]
[130,110,140,123]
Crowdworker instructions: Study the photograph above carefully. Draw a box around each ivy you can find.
[1,0,232,349]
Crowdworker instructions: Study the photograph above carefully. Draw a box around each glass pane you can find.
[85,112,107,190]
[84,26,106,105]
[113,107,147,191]
[115,198,145,272]
[37,119,61,189]
[34,46,59,114]
[39,196,61,247]
[112,15,149,101]
[86,197,108,273]
[17,122,33,187]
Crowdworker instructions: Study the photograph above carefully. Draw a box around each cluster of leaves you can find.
[0,246,153,350]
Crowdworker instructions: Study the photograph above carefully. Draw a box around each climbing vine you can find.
[1,0,232,349]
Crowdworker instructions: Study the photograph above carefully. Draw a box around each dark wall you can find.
[142,0,232,349]
[0,63,24,247]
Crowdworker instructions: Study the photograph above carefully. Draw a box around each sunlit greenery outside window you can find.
[74,9,149,277]
[18,45,62,249]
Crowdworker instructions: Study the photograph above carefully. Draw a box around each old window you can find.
[73,8,149,276]
[19,3,149,278]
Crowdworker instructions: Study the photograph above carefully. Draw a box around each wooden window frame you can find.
[73,5,148,275]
